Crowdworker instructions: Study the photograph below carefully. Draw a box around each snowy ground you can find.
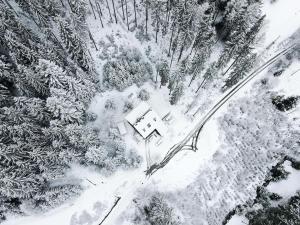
[267,161,300,198]
[3,0,300,225]
[262,0,300,44]
[227,215,249,225]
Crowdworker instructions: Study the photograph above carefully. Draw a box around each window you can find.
[142,128,146,132]
[147,123,151,128]
[153,117,157,121]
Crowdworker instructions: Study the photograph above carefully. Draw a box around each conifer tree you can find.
[170,82,184,105]
[157,60,170,87]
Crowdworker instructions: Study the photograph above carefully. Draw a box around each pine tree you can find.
[170,82,184,105]
[156,60,170,87]
[223,53,257,90]
[59,20,92,72]
[218,0,262,71]
[195,62,219,92]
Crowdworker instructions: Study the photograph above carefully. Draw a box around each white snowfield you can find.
[3,0,300,225]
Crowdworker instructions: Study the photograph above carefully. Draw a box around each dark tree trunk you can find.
[105,0,112,20]
[121,0,125,20]
[184,0,187,10]
[133,0,137,27]
[165,0,169,27]
[177,34,187,62]
[155,10,159,43]
[170,48,175,67]
[88,29,98,51]
[96,1,103,16]
[111,0,118,24]
[59,0,65,7]
[195,77,207,93]
[170,28,181,66]
[125,0,129,30]
[188,64,201,87]
[89,0,97,19]
[145,0,148,36]
[168,24,175,57]
[96,2,104,28]
[167,0,173,24]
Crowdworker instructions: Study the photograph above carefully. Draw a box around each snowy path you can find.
[96,173,147,225]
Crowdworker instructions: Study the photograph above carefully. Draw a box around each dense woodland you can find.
[0,0,299,224]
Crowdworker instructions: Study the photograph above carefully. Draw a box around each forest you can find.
[0,0,299,224]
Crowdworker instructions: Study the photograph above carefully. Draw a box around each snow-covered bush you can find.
[85,140,141,174]
[102,47,153,91]
[271,95,299,112]
[138,89,150,101]
[98,34,119,60]
[134,194,182,225]
[123,100,134,113]
[104,99,117,111]
[135,25,150,43]
[265,164,290,183]
[30,185,82,212]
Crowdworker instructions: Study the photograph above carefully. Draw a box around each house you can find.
[125,102,166,139]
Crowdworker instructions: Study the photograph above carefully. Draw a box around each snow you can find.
[227,215,249,225]
[3,0,300,225]
[271,60,300,96]
[267,161,300,198]
[262,0,300,45]
[148,117,221,192]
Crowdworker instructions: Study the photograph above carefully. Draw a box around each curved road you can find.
[146,44,296,176]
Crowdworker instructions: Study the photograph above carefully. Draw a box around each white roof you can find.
[125,102,150,125]
[125,102,166,139]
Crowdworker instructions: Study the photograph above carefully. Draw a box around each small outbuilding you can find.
[125,102,166,139]
[117,122,127,136]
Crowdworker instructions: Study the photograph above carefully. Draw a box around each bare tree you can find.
[96,2,104,27]
[168,22,175,57]
[155,9,159,43]
[121,0,125,20]
[88,29,98,51]
[59,0,65,7]
[145,0,148,36]
[125,0,129,30]
[89,0,97,19]
[105,0,112,20]
[133,0,137,27]
[111,0,118,24]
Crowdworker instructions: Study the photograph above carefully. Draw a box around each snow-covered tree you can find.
[156,60,170,87]
[170,82,184,105]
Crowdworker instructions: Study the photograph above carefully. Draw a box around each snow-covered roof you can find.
[125,102,166,139]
